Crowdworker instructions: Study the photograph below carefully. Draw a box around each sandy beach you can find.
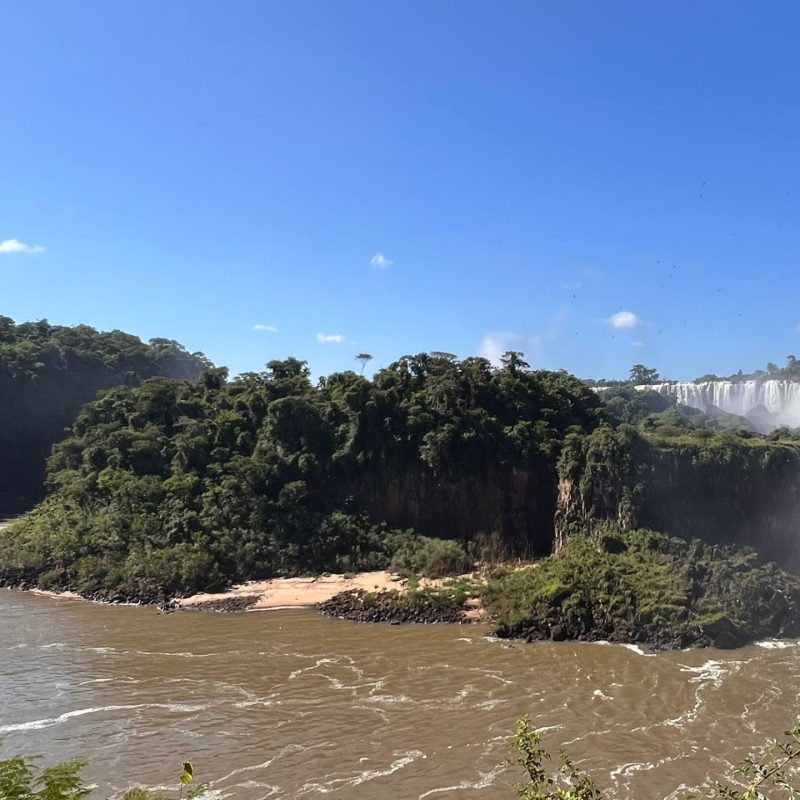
[180,571,412,610]
[14,562,486,622]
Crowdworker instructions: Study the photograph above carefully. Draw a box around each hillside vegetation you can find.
[487,528,800,649]
[0,317,210,510]
[2,345,799,625]
[0,352,602,599]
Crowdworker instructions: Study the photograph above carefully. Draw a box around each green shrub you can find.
[485,528,800,646]
[387,532,473,578]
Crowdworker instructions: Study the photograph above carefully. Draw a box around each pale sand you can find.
[29,588,83,601]
[18,565,488,621]
[180,570,409,610]
[178,570,487,619]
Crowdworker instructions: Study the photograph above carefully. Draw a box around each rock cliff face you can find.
[555,427,800,571]
[349,465,557,558]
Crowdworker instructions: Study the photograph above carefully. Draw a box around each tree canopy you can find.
[0,317,211,510]
[0,350,604,599]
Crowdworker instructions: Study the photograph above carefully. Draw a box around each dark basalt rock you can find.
[179,595,260,613]
[316,589,467,625]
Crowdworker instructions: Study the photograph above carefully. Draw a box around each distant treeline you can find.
[0,317,211,510]
[586,355,800,387]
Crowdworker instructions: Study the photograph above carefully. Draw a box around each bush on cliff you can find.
[486,528,800,649]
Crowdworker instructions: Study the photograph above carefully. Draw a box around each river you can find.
[0,591,798,799]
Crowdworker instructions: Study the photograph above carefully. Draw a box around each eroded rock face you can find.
[347,466,557,559]
[555,427,800,571]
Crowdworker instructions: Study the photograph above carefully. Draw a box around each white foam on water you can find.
[0,702,210,733]
[756,639,800,650]
[364,692,414,706]
[227,781,281,796]
[417,765,505,798]
[680,659,734,687]
[610,753,688,794]
[592,688,612,700]
[212,744,317,785]
[76,678,119,687]
[619,643,657,657]
[349,751,426,787]
[288,656,347,680]
[469,668,514,686]
[296,750,426,794]
[475,698,508,711]
[663,660,738,729]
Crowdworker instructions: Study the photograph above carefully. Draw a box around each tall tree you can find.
[355,353,373,375]
[629,364,661,384]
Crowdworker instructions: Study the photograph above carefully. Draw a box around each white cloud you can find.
[252,323,278,332]
[370,252,393,270]
[631,340,644,348]
[478,332,525,364]
[560,281,582,291]
[0,238,45,255]
[317,332,345,344]
[607,310,641,329]
[477,309,569,366]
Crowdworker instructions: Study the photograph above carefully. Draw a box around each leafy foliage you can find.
[512,716,600,800]
[711,725,800,799]
[486,529,800,648]
[0,317,211,510]
[512,720,800,800]
[556,422,800,571]
[0,352,601,599]
[0,754,200,800]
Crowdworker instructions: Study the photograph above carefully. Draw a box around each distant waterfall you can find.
[636,380,800,431]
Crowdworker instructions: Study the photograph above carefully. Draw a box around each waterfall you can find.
[636,380,800,431]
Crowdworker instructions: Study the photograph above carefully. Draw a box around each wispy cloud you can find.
[478,309,569,366]
[0,238,45,255]
[370,252,393,270]
[317,332,345,344]
[581,267,603,281]
[252,323,278,332]
[478,332,530,364]
[605,310,641,329]
[631,340,644,348]
[560,281,582,292]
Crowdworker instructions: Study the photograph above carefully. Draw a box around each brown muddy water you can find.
[0,591,798,799]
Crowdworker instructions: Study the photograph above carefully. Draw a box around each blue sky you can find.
[2,1,799,380]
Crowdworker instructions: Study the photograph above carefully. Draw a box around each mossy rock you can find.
[693,612,748,649]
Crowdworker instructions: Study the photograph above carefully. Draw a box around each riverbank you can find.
[6,527,799,650]
[178,570,486,622]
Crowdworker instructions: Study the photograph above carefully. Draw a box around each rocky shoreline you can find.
[315,589,471,624]
[506,616,724,651]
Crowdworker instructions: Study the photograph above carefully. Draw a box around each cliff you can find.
[555,426,800,571]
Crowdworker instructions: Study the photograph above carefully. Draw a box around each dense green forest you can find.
[0,318,211,510]
[2,338,800,604]
[0,352,603,598]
